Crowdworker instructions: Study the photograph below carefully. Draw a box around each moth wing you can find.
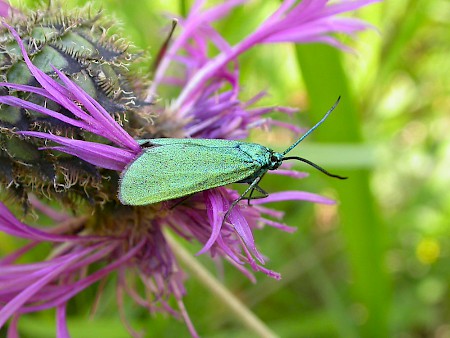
[141,138,244,148]
[119,143,259,206]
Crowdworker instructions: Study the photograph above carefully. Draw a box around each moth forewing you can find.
[118,140,263,206]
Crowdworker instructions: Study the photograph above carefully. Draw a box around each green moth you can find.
[119,98,345,211]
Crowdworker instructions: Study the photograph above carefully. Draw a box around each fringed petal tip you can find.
[252,191,336,205]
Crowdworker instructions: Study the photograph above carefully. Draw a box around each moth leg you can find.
[223,176,263,226]
[246,184,268,206]
[245,172,267,205]
[169,194,194,210]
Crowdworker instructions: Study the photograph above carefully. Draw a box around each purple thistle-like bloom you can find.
[0,1,379,336]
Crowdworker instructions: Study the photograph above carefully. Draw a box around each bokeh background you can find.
[5,0,450,337]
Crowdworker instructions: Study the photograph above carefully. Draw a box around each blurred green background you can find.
[7,0,450,337]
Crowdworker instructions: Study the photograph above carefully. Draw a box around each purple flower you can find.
[0,0,11,17]
[0,1,378,336]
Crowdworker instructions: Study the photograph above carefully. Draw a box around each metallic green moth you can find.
[118,97,345,207]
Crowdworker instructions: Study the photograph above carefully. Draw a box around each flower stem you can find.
[164,229,278,338]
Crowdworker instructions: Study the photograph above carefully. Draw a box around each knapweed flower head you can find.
[0,1,379,336]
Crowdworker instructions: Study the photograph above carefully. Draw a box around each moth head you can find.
[269,152,284,170]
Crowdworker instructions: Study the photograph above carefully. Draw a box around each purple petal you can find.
[0,0,12,17]
[255,205,285,219]
[0,96,90,130]
[3,24,141,154]
[167,0,379,114]
[0,243,38,265]
[216,235,244,265]
[27,242,145,310]
[224,256,256,281]
[0,202,103,242]
[19,131,136,171]
[260,218,297,233]
[0,82,63,100]
[252,191,336,205]
[0,254,81,327]
[148,0,246,99]
[6,315,19,338]
[28,195,70,222]
[227,205,265,264]
[51,67,140,151]
[3,25,95,120]
[56,305,70,338]
[197,190,225,255]
[269,169,309,178]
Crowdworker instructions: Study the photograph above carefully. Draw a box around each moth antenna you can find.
[283,156,347,180]
[282,96,341,156]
